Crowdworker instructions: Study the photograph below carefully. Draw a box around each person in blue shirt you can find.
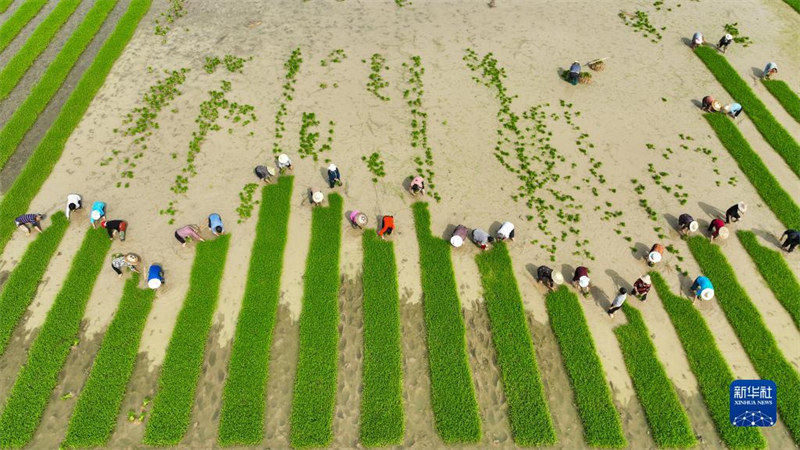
[763,62,778,79]
[690,276,714,303]
[90,201,106,228]
[568,61,581,85]
[724,103,743,118]
[208,213,224,236]
[148,264,165,290]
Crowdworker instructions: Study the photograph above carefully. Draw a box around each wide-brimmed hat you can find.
[641,274,651,285]
[91,210,102,220]
[125,253,140,264]
[700,288,715,301]
[738,202,747,212]
[553,271,564,285]
[579,276,590,288]
[278,154,290,164]
[266,166,276,176]
[689,221,699,232]
[148,278,162,289]
[711,101,721,111]
[450,235,463,247]
[648,251,662,263]
[356,213,368,225]
[328,163,337,172]
[725,33,733,40]
[312,191,324,203]
[718,227,730,240]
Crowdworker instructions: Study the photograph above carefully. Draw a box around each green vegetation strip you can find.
[704,113,800,227]
[475,244,555,445]
[694,46,800,177]
[762,80,800,124]
[411,202,481,443]
[614,304,695,448]
[143,236,230,445]
[0,228,110,447]
[218,177,294,446]
[0,212,68,356]
[0,0,82,100]
[688,236,800,444]
[0,0,14,14]
[737,231,800,330]
[0,0,47,53]
[0,0,119,167]
[290,194,343,448]
[545,286,625,447]
[63,276,155,448]
[0,0,151,257]
[360,229,404,447]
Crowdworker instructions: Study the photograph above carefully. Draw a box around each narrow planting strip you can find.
[545,286,625,447]
[737,231,800,330]
[0,0,14,14]
[694,46,800,177]
[704,113,800,228]
[411,202,481,443]
[218,176,294,446]
[62,276,155,448]
[762,80,800,124]
[0,0,47,53]
[0,228,110,447]
[359,229,404,447]
[687,236,800,443]
[0,0,119,166]
[290,194,343,448]
[0,212,68,356]
[614,304,696,447]
[142,236,230,445]
[0,0,151,257]
[474,244,555,445]
[0,0,82,100]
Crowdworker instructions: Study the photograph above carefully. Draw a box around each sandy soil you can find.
[0,0,798,448]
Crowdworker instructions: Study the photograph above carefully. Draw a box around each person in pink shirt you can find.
[409,176,425,196]
[174,224,205,247]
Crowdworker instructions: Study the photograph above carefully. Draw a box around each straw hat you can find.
[552,271,564,285]
[148,278,162,289]
[711,101,721,111]
[312,191,324,204]
[91,210,102,220]
[278,154,289,164]
[266,166,276,176]
[648,251,662,263]
[718,227,730,240]
[356,213,368,226]
[125,253,140,264]
[738,201,747,213]
[700,288,715,301]
[689,221,699,232]
[450,235,464,247]
[579,276,590,288]
[725,33,733,41]
[640,274,651,285]
[328,163,337,172]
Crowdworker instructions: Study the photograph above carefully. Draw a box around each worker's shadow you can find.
[663,213,681,234]
[441,224,458,241]
[752,228,782,248]
[556,68,570,84]
[525,263,538,283]
[680,37,693,48]
[690,99,703,110]
[632,242,650,262]
[559,263,575,282]
[489,221,504,236]
[401,176,413,193]
[605,269,632,292]
[698,201,723,219]
[751,67,764,79]
[319,167,331,186]
[589,286,611,310]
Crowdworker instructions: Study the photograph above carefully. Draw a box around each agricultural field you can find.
[0,0,798,449]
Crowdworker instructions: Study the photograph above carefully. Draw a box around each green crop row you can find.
[143,236,230,445]
[0,0,47,52]
[783,0,800,13]
[359,229,404,447]
[545,287,625,447]
[649,272,765,449]
[0,228,110,447]
[62,275,155,448]
[290,194,343,448]
[704,113,800,228]
[0,212,68,356]
[0,0,82,100]
[694,46,800,177]
[737,231,800,329]
[687,237,800,444]
[411,202,481,443]
[0,0,151,257]
[0,0,118,168]
[762,80,800,124]
[614,304,695,447]
[218,177,294,446]
[475,244,555,446]
[0,0,14,14]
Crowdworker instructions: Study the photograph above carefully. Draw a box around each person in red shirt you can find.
[572,266,590,294]
[707,218,728,241]
[631,275,652,302]
[378,215,394,240]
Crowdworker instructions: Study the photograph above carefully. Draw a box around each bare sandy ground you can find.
[0,0,798,448]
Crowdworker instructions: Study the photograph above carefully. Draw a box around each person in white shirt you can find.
[496,221,515,241]
[607,287,627,318]
[66,194,82,219]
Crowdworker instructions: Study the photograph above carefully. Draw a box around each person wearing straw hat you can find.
[277,154,293,173]
[723,103,742,118]
[631,274,652,301]
[327,164,342,188]
[450,225,468,248]
[780,229,800,253]
[708,217,728,241]
[647,243,665,267]
[717,34,733,53]
[678,213,699,236]
[690,275,714,303]
[66,193,82,220]
[349,210,368,229]
[725,202,747,224]
[572,266,591,294]
[208,213,224,236]
[567,61,581,85]
[101,219,128,241]
[174,224,205,247]
[14,213,44,235]
[255,165,276,183]
[701,96,721,112]
[763,62,778,80]
[607,287,628,318]
[471,228,494,250]
[409,176,425,196]
[148,264,165,289]
[111,253,140,278]
[90,201,106,228]
[378,215,395,240]
[496,221,515,241]
[309,188,324,207]
[537,265,563,292]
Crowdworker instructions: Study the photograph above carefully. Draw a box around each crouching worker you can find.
[471,228,494,250]
[349,210,367,229]
[208,213,224,236]
[691,32,704,49]
[496,221,515,241]
[701,96,720,112]
[780,229,800,253]
[537,265,564,292]
[708,218,729,241]
[111,253,140,278]
[725,202,746,224]
[691,275,714,303]
[631,274,652,302]
[648,243,665,267]
[15,213,43,235]
[378,215,395,240]
[277,154,293,173]
[409,176,425,196]
[678,213,698,235]
[717,33,733,52]
[309,188,324,207]
[255,165,276,183]
[90,201,106,228]
[148,264,165,289]
[66,193,82,219]
[101,219,128,241]
[568,61,581,85]
[328,164,342,188]
[723,102,743,118]
[450,225,468,248]
[573,266,591,294]
[175,224,205,247]
[763,62,778,79]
